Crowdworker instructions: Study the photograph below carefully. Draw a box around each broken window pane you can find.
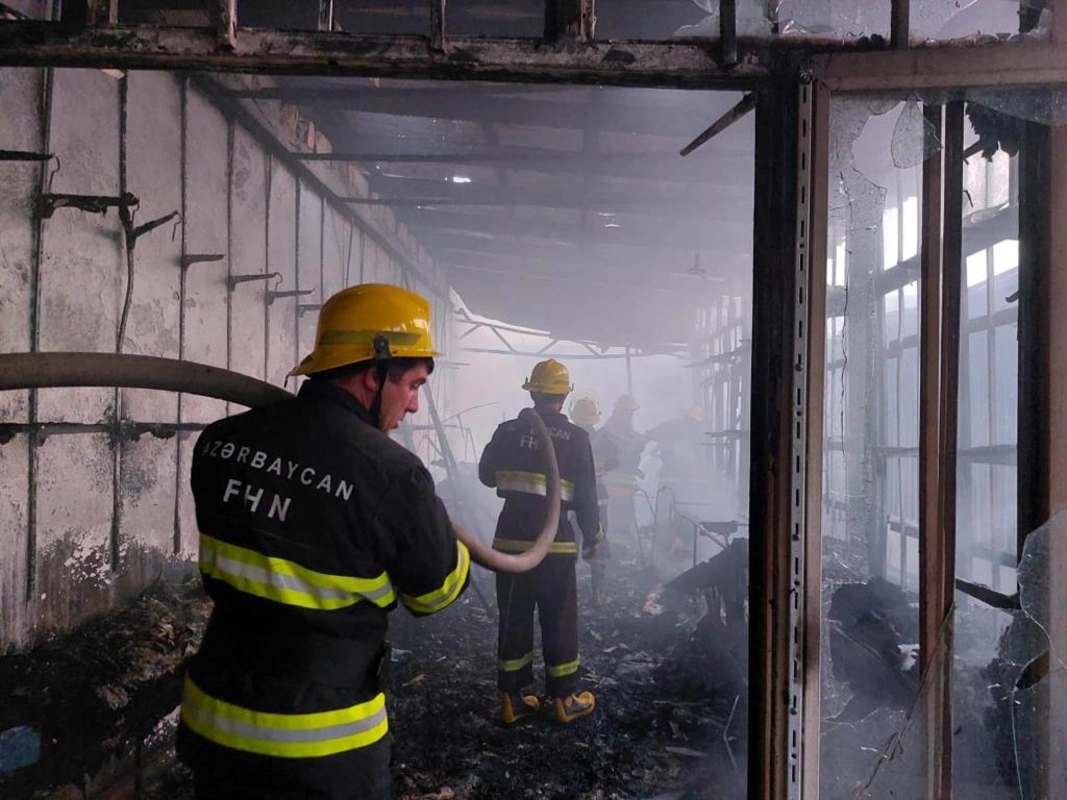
[989,513,1067,799]
[955,119,1020,800]
[859,610,953,799]
[446,0,544,38]
[596,0,721,40]
[821,95,924,798]
[912,0,1051,42]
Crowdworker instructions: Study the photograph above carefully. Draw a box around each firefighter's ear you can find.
[360,366,381,393]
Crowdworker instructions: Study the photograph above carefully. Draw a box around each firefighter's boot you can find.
[554,691,596,723]
[501,691,541,724]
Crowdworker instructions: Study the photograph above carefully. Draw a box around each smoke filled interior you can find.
[3,1,1067,798]
[0,67,755,799]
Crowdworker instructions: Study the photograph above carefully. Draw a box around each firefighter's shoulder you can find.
[495,418,524,436]
[563,419,591,445]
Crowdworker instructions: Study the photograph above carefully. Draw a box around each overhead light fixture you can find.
[450,175,472,184]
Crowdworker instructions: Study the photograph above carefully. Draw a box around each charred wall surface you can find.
[0,67,449,652]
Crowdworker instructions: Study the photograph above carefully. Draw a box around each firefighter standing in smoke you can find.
[479,359,604,723]
[570,397,619,607]
[601,394,649,546]
[178,285,471,800]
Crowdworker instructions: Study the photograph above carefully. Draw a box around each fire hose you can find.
[0,352,559,574]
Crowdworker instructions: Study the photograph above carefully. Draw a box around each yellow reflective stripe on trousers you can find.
[199,534,396,610]
[547,657,581,678]
[496,470,575,502]
[493,537,578,555]
[181,676,388,758]
[499,652,533,673]
[400,541,471,614]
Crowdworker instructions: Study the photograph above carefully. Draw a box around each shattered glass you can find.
[911,0,1050,42]
[672,0,891,39]
[891,98,942,169]
[670,0,1052,42]
[860,513,1066,799]
[968,88,1067,128]
[821,95,926,798]
[673,0,779,39]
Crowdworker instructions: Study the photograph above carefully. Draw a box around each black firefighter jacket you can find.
[478,408,603,556]
[179,379,469,771]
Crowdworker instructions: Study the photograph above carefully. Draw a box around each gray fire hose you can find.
[0,352,559,574]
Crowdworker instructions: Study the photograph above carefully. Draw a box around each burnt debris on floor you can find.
[0,543,749,800]
[0,573,211,800]
[386,545,748,800]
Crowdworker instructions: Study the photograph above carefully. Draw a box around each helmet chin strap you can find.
[370,335,392,429]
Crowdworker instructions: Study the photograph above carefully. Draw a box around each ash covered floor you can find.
[2,549,749,800]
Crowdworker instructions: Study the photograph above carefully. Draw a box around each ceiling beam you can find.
[296,149,752,184]
[407,207,749,252]
[445,261,710,294]
[812,41,1067,91]
[343,174,751,215]
[425,233,747,279]
[0,22,765,88]
[233,86,758,140]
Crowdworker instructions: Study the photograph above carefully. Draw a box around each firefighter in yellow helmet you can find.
[478,359,604,723]
[570,397,619,607]
[601,393,649,547]
[647,403,707,485]
[179,284,471,800]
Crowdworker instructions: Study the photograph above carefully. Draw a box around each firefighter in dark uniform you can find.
[478,359,604,724]
[178,284,471,800]
[569,397,619,607]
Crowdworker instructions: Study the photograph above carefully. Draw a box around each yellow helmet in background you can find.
[684,404,705,423]
[523,359,573,395]
[570,397,600,427]
[290,283,440,377]
[614,394,640,412]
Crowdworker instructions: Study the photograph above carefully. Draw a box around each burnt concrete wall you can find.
[0,69,452,651]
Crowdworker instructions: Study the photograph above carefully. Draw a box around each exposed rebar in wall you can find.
[293,179,302,373]
[319,194,326,307]
[263,153,273,382]
[173,76,189,556]
[26,65,55,601]
[111,71,129,572]
[358,226,366,283]
[225,119,235,418]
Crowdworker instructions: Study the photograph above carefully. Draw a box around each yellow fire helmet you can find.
[570,397,600,426]
[614,394,640,411]
[684,404,705,423]
[290,283,440,377]
[522,358,573,395]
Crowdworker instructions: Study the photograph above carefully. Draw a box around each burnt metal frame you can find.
[804,42,1065,800]
[748,71,800,800]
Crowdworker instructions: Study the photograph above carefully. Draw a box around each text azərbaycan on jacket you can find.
[478,408,602,555]
[178,380,469,797]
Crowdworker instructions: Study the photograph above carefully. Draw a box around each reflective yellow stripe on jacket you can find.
[495,470,575,502]
[181,676,388,758]
[199,534,396,611]
[492,537,578,555]
[400,541,471,614]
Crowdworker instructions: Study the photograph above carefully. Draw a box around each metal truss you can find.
[453,311,688,360]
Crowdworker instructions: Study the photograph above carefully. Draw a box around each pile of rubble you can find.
[0,574,210,799]
[1,545,749,800]
[386,544,748,800]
